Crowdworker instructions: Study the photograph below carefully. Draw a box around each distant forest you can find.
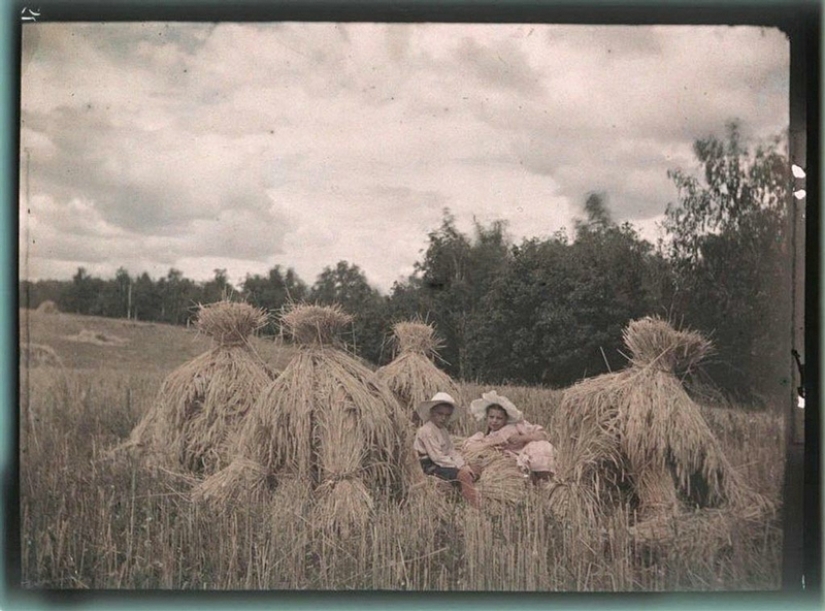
[21,123,794,405]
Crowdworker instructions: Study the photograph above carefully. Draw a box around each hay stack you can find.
[552,317,770,524]
[375,321,461,422]
[375,320,463,489]
[121,300,273,476]
[197,304,405,536]
[35,300,59,314]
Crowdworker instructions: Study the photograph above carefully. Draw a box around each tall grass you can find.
[19,367,784,590]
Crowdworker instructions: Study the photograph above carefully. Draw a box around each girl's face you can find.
[486,406,508,432]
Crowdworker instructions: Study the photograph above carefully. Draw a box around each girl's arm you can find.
[480,424,521,447]
[508,421,548,445]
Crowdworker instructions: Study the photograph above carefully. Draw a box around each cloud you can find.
[454,36,545,97]
[20,22,789,293]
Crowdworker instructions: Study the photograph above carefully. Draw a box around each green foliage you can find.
[388,207,666,387]
[466,220,664,386]
[61,267,106,316]
[664,121,792,402]
[309,260,389,363]
[156,268,200,326]
[390,211,512,377]
[200,268,234,305]
[242,266,307,334]
[575,191,613,233]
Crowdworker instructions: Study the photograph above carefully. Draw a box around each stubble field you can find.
[17,309,785,591]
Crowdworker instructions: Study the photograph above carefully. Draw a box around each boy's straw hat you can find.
[469,390,523,423]
[415,392,461,423]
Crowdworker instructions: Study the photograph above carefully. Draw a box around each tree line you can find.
[21,122,793,405]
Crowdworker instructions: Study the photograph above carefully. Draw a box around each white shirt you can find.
[413,420,466,469]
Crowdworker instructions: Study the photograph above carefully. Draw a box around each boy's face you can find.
[429,404,454,428]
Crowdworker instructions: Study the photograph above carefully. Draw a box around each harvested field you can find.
[18,311,786,592]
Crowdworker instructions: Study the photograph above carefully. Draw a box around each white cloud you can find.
[20,22,789,292]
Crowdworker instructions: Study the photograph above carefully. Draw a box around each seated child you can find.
[464,390,557,486]
[413,392,480,508]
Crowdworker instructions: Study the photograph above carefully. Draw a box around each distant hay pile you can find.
[121,300,273,476]
[35,300,59,314]
[196,304,405,537]
[376,320,462,490]
[65,329,129,346]
[551,317,771,527]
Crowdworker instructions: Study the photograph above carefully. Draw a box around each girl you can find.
[463,390,557,483]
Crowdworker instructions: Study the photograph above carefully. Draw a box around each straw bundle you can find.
[459,443,529,515]
[375,320,463,488]
[623,317,711,374]
[280,303,353,346]
[475,454,529,516]
[190,456,270,507]
[627,508,738,546]
[199,304,405,531]
[547,372,628,523]
[403,475,456,521]
[121,300,273,476]
[311,381,375,538]
[552,316,769,524]
[375,320,461,421]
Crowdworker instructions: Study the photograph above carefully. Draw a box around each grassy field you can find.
[18,309,785,591]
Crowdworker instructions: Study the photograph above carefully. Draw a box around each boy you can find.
[413,392,480,508]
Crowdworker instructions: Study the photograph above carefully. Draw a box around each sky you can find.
[19,22,789,293]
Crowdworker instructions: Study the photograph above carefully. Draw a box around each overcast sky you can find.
[19,22,789,293]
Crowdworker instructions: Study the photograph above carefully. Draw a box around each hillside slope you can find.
[19,309,295,373]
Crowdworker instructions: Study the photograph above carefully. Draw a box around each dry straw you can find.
[21,343,63,368]
[119,300,274,477]
[403,475,455,521]
[375,320,463,489]
[376,321,461,418]
[475,454,529,516]
[196,304,405,535]
[461,441,530,515]
[551,316,771,527]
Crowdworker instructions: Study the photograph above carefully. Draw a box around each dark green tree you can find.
[60,267,105,315]
[465,208,663,387]
[131,272,163,321]
[309,260,388,364]
[463,231,572,384]
[201,268,234,305]
[20,279,66,310]
[663,120,791,403]
[408,211,512,379]
[155,268,200,325]
[242,266,308,334]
